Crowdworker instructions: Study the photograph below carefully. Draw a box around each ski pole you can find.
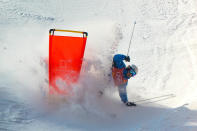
[127,21,136,56]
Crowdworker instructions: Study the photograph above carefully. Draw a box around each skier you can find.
[112,54,138,106]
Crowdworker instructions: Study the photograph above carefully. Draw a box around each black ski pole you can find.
[127,21,137,56]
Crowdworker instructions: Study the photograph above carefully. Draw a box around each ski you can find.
[139,95,176,104]
[134,94,175,104]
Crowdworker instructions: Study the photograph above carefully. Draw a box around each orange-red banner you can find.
[49,33,87,95]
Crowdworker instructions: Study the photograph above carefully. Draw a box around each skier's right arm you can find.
[113,54,126,63]
[113,54,127,68]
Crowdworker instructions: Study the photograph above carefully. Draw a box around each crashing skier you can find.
[112,54,138,106]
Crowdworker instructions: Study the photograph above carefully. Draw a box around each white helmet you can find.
[131,64,138,75]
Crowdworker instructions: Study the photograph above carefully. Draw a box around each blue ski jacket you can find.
[113,54,131,80]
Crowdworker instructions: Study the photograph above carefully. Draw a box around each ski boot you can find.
[125,102,136,106]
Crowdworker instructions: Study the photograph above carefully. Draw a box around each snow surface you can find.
[0,0,197,130]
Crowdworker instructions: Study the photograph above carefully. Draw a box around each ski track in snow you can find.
[0,0,197,130]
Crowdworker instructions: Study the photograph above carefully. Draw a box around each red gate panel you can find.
[49,29,87,95]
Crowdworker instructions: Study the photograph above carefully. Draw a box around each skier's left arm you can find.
[123,69,136,79]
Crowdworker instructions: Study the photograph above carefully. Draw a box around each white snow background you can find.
[0,0,197,130]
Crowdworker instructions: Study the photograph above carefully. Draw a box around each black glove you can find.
[125,56,130,62]
[126,65,131,71]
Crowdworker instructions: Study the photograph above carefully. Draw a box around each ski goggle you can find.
[129,68,136,76]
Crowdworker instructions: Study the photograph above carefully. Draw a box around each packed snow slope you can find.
[0,0,197,130]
